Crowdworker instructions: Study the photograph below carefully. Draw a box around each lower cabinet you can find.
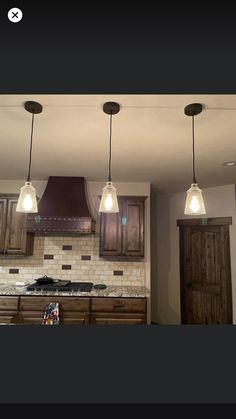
[90,297,147,324]
[0,295,147,324]
[19,296,90,324]
[0,296,18,324]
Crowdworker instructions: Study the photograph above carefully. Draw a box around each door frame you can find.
[177,217,232,324]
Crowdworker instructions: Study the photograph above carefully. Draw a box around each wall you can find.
[0,180,150,291]
[151,184,236,324]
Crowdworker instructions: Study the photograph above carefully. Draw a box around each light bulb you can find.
[22,194,34,211]
[189,195,200,213]
[99,181,119,213]
[16,181,38,213]
[184,183,206,215]
[104,194,113,211]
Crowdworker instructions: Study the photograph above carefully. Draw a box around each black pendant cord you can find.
[27,112,35,182]
[192,115,197,184]
[108,113,112,182]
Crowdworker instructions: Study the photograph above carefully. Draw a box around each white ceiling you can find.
[0,94,236,193]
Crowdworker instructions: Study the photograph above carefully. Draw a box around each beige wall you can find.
[152,184,236,324]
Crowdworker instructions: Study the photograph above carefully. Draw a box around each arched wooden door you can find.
[177,217,233,324]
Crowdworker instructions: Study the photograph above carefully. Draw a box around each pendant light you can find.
[184,103,206,215]
[99,102,120,213]
[16,101,43,213]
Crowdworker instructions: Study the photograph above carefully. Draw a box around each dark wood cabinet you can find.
[0,195,34,256]
[90,297,147,324]
[0,296,19,324]
[19,296,90,324]
[0,295,147,324]
[0,199,7,252]
[99,196,146,259]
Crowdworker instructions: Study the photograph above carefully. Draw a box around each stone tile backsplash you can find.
[0,236,145,286]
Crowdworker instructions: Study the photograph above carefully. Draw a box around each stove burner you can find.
[27,281,93,292]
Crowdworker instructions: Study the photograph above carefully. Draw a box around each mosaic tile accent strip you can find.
[81,255,91,260]
[62,265,71,270]
[62,245,72,250]
[113,270,123,276]
[9,269,19,274]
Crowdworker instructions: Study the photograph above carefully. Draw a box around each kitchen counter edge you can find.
[0,284,150,298]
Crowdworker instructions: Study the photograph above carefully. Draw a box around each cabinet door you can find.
[99,196,146,259]
[99,212,122,256]
[4,199,30,255]
[122,199,145,257]
[0,199,7,252]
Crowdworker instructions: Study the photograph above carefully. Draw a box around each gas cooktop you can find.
[27,281,93,292]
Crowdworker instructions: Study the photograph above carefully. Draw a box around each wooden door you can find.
[0,198,7,253]
[122,198,145,257]
[4,198,27,254]
[178,218,232,324]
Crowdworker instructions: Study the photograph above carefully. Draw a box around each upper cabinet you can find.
[99,196,146,259]
[0,195,34,256]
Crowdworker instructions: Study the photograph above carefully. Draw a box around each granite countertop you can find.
[0,283,150,298]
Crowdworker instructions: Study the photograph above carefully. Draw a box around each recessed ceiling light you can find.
[222,161,236,166]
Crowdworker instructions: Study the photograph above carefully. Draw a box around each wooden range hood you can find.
[27,176,95,235]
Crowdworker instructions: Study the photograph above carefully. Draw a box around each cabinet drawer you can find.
[20,311,90,325]
[20,296,90,312]
[91,297,146,313]
[91,313,146,324]
[0,312,19,324]
[0,296,19,311]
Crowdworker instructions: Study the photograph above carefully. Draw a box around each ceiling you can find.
[0,94,236,193]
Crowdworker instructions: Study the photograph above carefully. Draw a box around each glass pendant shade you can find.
[16,181,38,213]
[100,102,120,213]
[184,183,206,215]
[99,182,119,213]
[16,101,42,213]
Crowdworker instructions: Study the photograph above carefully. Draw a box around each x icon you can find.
[8,8,23,23]
[12,12,19,19]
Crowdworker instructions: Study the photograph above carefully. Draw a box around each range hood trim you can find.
[27,176,95,235]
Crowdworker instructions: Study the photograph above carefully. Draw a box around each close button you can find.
[8,8,23,23]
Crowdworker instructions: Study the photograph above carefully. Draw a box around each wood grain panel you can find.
[179,220,232,324]
[91,313,146,324]
[177,217,232,226]
[4,199,27,253]
[0,199,7,252]
[0,296,19,310]
[122,199,144,257]
[20,311,90,325]
[20,296,90,312]
[99,212,122,256]
[0,314,18,324]
[91,297,146,313]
